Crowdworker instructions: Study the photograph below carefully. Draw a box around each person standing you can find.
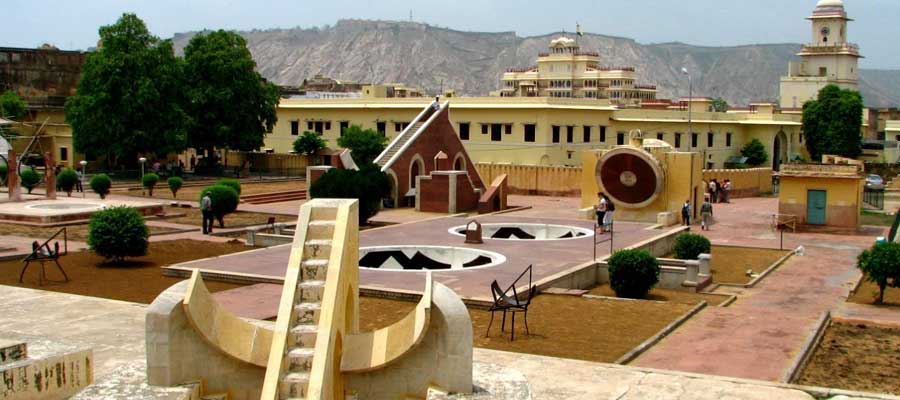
[723,179,732,203]
[709,179,719,203]
[700,196,713,230]
[602,193,615,232]
[594,192,607,232]
[201,193,214,235]
[682,199,691,226]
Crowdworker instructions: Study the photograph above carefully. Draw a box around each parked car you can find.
[865,174,885,190]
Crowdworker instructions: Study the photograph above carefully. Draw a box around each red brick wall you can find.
[418,173,480,213]
[387,106,485,203]
[456,175,480,212]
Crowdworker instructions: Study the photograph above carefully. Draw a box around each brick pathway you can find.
[633,197,885,382]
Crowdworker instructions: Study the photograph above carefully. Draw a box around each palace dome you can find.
[816,0,843,8]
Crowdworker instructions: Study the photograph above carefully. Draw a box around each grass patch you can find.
[860,211,897,227]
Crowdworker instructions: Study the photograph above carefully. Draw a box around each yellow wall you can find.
[702,168,773,196]
[270,97,802,169]
[476,162,580,196]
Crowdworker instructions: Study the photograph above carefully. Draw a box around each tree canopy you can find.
[710,97,729,113]
[337,125,388,165]
[740,138,769,166]
[293,131,327,156]
[183,30,279,159]
[65,13,189,167]
[857,242,900,304]
[802,84,863,161]
[0,91,27,119]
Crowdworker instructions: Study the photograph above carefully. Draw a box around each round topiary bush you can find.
[607,249,660,299]
[87,206,149,264]
[200,184,239,227]
[90,174,112,199]
[309,164,391,225]
[0,163,7,186]
[216,178,241,196]
[167,176,184,198]
[56,168,79,196]
[19,168,40,194]
[673,233,712,260]
[142,173,159,196]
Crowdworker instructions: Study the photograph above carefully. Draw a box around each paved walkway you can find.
[834,302,900,328]
[634,197,885,382]
[3,284,887,400]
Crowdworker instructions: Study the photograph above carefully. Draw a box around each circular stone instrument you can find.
[596,147,664,208]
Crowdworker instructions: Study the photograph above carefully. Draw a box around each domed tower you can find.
[779,0,862,109]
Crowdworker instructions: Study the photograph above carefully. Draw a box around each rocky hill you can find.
[172,19,900,107]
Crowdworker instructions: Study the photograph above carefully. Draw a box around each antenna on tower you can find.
[409,9,413,22]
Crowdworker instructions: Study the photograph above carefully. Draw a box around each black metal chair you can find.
[485,265,536,341]
[20,241,68,286]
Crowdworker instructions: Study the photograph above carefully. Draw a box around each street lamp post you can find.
[681,67,693,149]
[79,160,87,199]
[139,157,147,196]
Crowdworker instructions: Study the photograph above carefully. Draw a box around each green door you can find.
[807,190,827,225]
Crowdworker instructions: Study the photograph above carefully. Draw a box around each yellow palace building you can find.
[270,95,803,170]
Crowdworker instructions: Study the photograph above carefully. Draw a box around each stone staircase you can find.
[241,189,308,205]
[376,120,425,168]
[263,201,344,400]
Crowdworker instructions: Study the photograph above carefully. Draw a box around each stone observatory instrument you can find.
[596,147,665,208]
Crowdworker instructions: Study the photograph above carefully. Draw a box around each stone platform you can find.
[165,214,673,301]
[0,197,164,225]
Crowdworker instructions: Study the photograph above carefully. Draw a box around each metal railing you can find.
[863,187,885,210]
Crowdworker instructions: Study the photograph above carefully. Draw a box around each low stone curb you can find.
[614,300,708,365]
[717,294,738,307]
[783,310,831,384]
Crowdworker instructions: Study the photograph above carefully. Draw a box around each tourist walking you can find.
[700,196,713,230]
[682,199,691,226]
[723,179,732,203]
[594,192,607,232]
[201,193,214,235]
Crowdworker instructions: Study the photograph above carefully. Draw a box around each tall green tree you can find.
[710,97,729,113]
[65,13,189,167]
[183,30,279,163]
[293,131,327,156]
[802,84,863,161]
[337,125,388,165]
[740,138,769,166]
[0,91,27,119]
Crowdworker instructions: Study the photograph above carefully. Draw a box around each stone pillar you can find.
[246,227,260,246]
[684,260,700,285]
[7,150,21,201]
[44,151,57,199]
[698,253,711,277]
[273,223,285,235]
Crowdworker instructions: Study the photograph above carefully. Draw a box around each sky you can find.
[4,0,898,69]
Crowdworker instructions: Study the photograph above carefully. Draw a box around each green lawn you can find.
[860,211,897,227]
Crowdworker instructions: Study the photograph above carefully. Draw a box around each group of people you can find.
[681,178,734,231]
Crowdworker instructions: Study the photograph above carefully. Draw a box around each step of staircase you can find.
[0,339,27,365]
[241,189,308,205]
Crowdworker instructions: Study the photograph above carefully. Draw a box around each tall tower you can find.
[779,0,862,109]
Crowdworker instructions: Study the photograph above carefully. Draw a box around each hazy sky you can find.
[5,0,898,69]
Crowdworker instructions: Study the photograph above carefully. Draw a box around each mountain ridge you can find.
[171,19,900,108]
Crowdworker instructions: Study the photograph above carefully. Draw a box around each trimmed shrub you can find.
[87,206,149,264]
[216,178,241,196]
[142,173,159,196]
[167,176,184,198]
[20,168,40,194]
[0,163,7,186]
[199,184,239,227]
[90,174,112,199]
[673,233,712,260]
[607,249,660,299]
[309,163,391,225]
[57,168,79,196]
[857,242,900,304]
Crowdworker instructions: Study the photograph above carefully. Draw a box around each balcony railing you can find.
[799,43,860,54]
[635,84,657,90]
[538,51,600,57]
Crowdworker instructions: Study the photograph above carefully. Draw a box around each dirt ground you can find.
[0,221,177,242]
[848,276,900,307]
[359,294,695,363]
[160,207,295,228]
[796,322,900,395]
[0,240,248,304]
[707,246,790,284]
[127,180,307,201]
[587,284,728,306]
